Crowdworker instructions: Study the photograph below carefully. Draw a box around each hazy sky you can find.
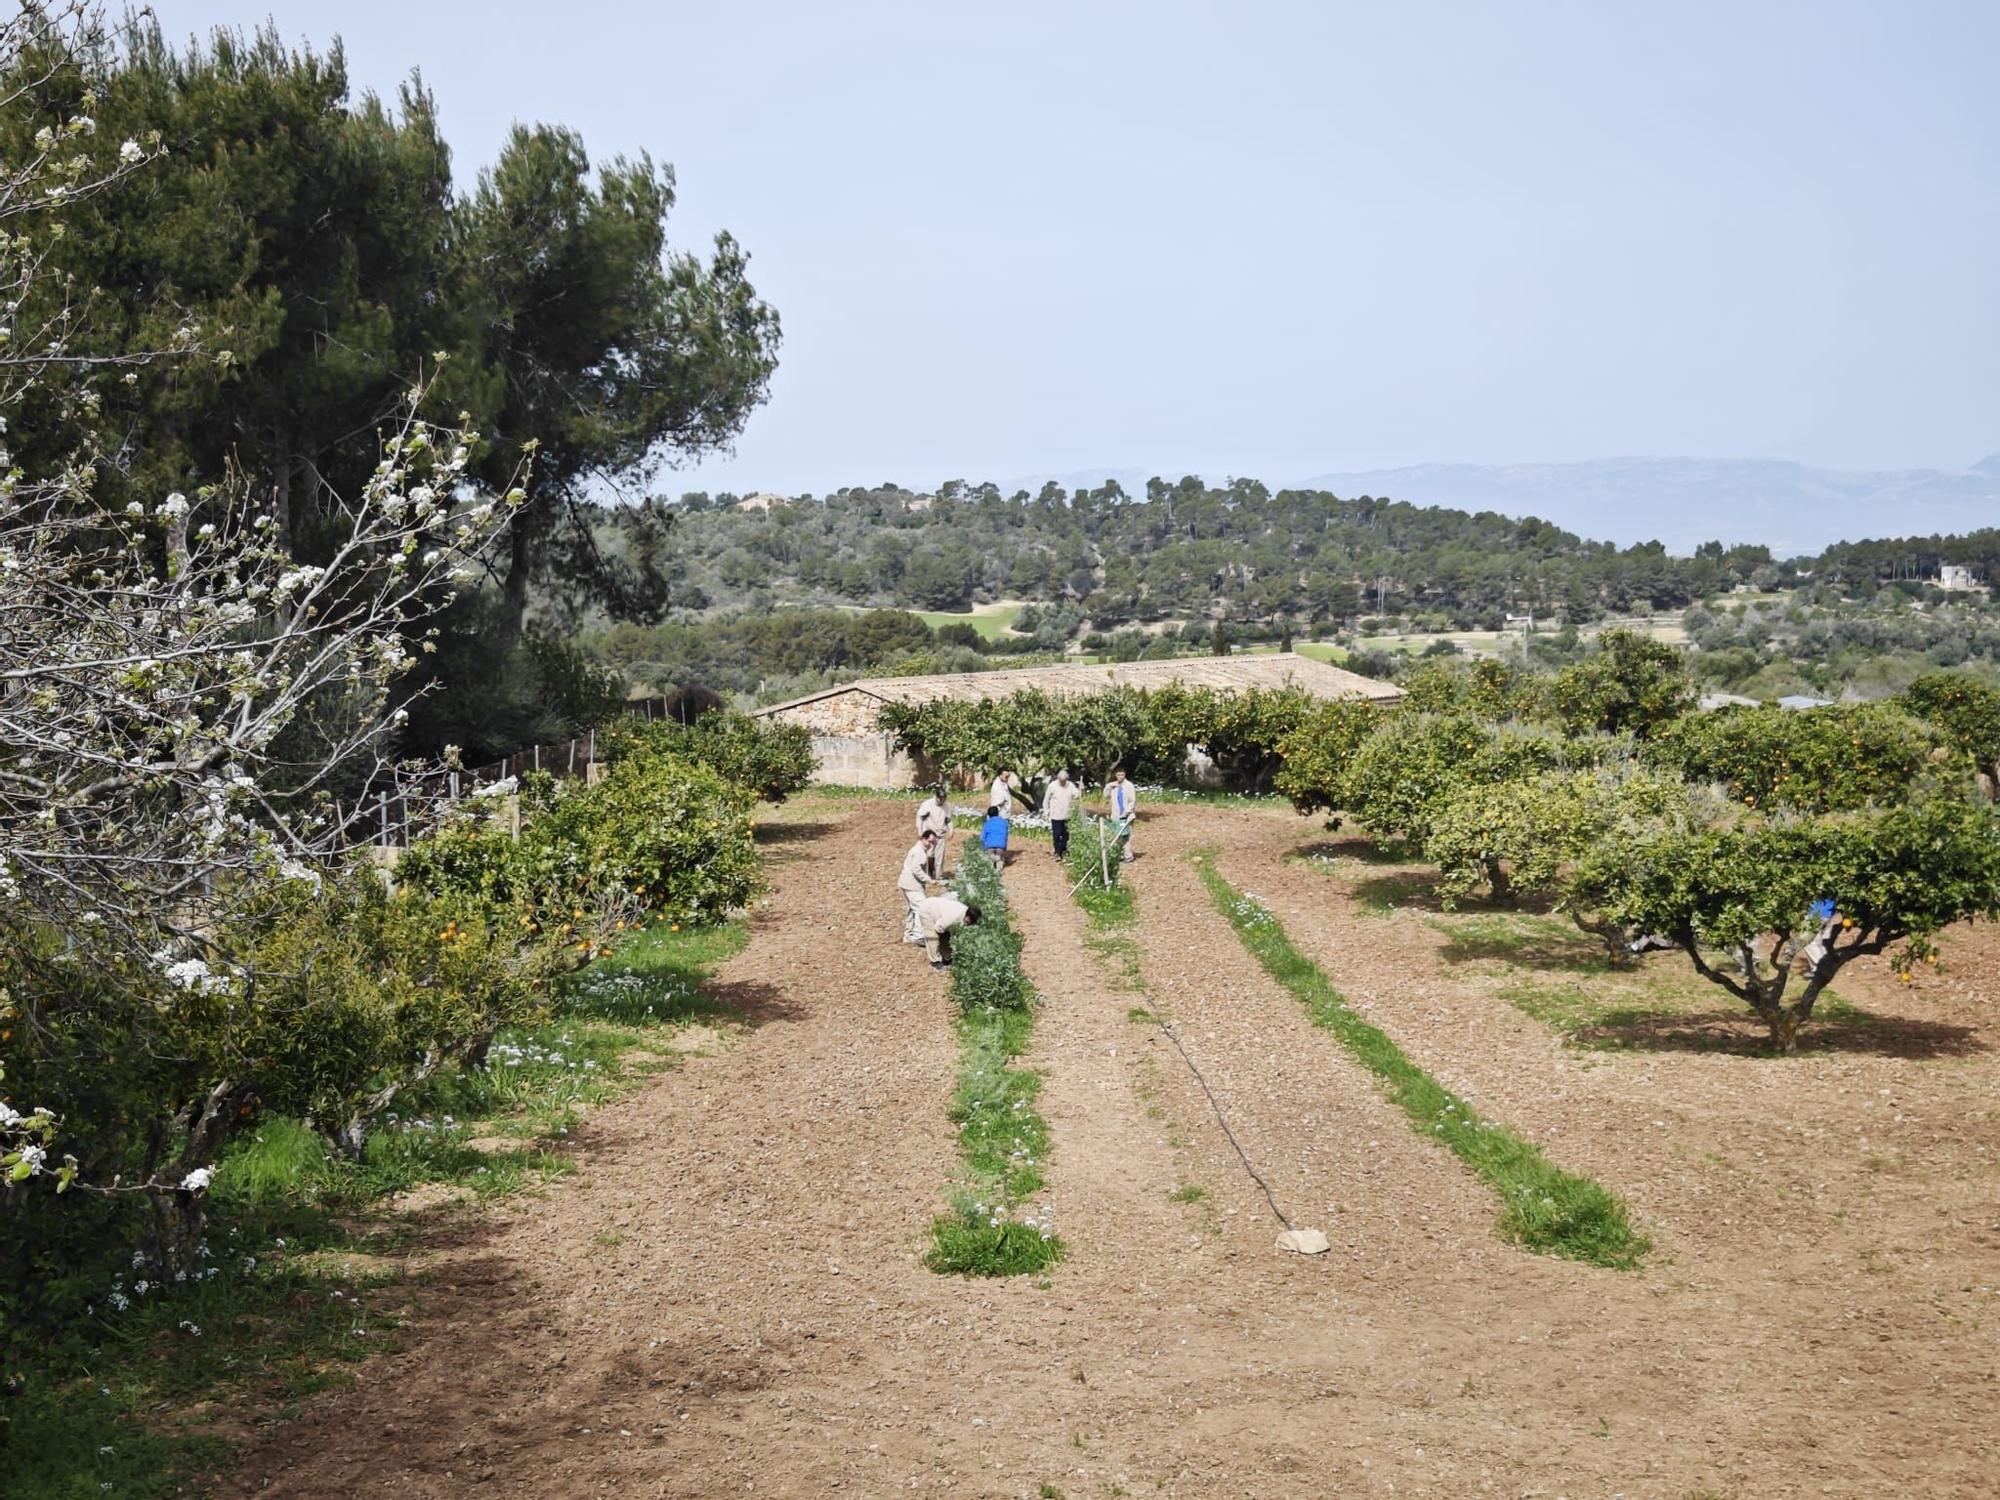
[148,1,1999,497]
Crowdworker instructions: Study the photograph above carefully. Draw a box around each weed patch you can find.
[925,855,1064,1276]
[1193,851,1648,1270]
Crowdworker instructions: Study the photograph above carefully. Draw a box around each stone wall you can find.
[807,731,927,790]
[766,690,886,737]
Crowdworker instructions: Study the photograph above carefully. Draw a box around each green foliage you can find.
[1646,701,1940,812]
[598,713,816,802]
[946,854,1033,1015]
[1569,796,2000,1048]
[1193,854,1648,1269]
[400,753,761,930]
[6,19,779,751]
[883,683,1326,794]
[404,613,629,766]
[1339,714,1567,846]
[230,877,560,1139]
[632,473,1838,630]
[882,687,1156,787]
[925,854,1062,1277]
[1548,629,1693,738]
[1143,685,1315,793]
[1424,763,1707,916]
[3,916,744,1495]
[1900,671,2000,779]
[1274,697,1387,816]
[0,870,562,1354]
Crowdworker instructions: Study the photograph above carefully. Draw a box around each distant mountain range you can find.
[1292,455,2000,555]
[993,456,2000,555]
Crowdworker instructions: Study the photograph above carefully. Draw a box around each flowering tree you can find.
[0,3,521,1265]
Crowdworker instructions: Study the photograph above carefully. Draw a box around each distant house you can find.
[753,653,1403,788]
[1940,564,1975,591]
[732,492,784,512]
[1777,695,1832,711]
[1699,692,1761,710]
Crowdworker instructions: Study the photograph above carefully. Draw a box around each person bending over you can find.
[917,895,981,970]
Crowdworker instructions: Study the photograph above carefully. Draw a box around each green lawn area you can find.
[913,600,1027,640]
[1236,640,1351,663]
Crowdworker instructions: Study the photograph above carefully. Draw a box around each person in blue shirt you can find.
[980,803,1011,868]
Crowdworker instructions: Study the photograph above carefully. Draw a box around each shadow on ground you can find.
[1567,1008,1986,1059]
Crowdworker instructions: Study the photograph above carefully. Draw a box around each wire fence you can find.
[355,695,694,848]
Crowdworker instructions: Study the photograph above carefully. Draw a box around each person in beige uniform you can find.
[916,893,981,970]
[1043,768,1078,859]
[988,770,1016,821]
[899,829,940,943]
[916,787,952,842]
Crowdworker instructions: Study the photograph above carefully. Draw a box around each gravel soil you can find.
[219,798,2000,1499]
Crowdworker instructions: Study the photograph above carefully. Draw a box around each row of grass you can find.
[3,919,745,1500]
[924,852,1065,1276]
[1190,850,1649,1270]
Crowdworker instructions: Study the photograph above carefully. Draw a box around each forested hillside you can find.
[628,479,1999,631]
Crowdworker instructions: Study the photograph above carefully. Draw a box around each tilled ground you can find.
[223,798,2000,1499]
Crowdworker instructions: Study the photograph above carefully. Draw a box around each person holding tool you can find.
[1107,766,1139,862]
[898,828,941,943]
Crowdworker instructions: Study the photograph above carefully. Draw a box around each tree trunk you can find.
[1571,912,1634,969]
[1764,1006,1804,1054]
[1483,857,1513,905]
[144,1183,205,1285]
[499,519,534,648]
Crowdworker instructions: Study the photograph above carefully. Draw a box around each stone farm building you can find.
[752,652,1404,788]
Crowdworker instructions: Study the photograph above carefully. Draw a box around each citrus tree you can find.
[1274,696,1391,817]
[1900,672,2000,790]
[1646,701,1940,813]
[1337,714,1570,848]
[1548,628,1693,738]
[1143,684,1314,792]
[1569,796,2000,1051]
[599,712,816,802]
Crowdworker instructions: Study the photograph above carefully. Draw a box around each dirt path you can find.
[224,799,2000,1499]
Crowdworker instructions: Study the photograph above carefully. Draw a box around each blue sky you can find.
[149,1,1999,498]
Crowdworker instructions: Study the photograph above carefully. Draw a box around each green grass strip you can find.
[1191,850,1649,1270]
[924,852,1065,1276]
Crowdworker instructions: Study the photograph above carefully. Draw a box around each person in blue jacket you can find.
[980,803,1011,868]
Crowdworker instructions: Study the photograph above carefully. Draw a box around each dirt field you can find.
[222,797,2000,1499]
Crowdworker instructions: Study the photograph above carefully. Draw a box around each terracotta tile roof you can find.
[752,652,1403,719]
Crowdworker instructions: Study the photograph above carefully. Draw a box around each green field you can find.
[913,601,1027,640]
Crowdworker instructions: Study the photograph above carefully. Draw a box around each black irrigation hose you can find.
[1142,999,1296,1232]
